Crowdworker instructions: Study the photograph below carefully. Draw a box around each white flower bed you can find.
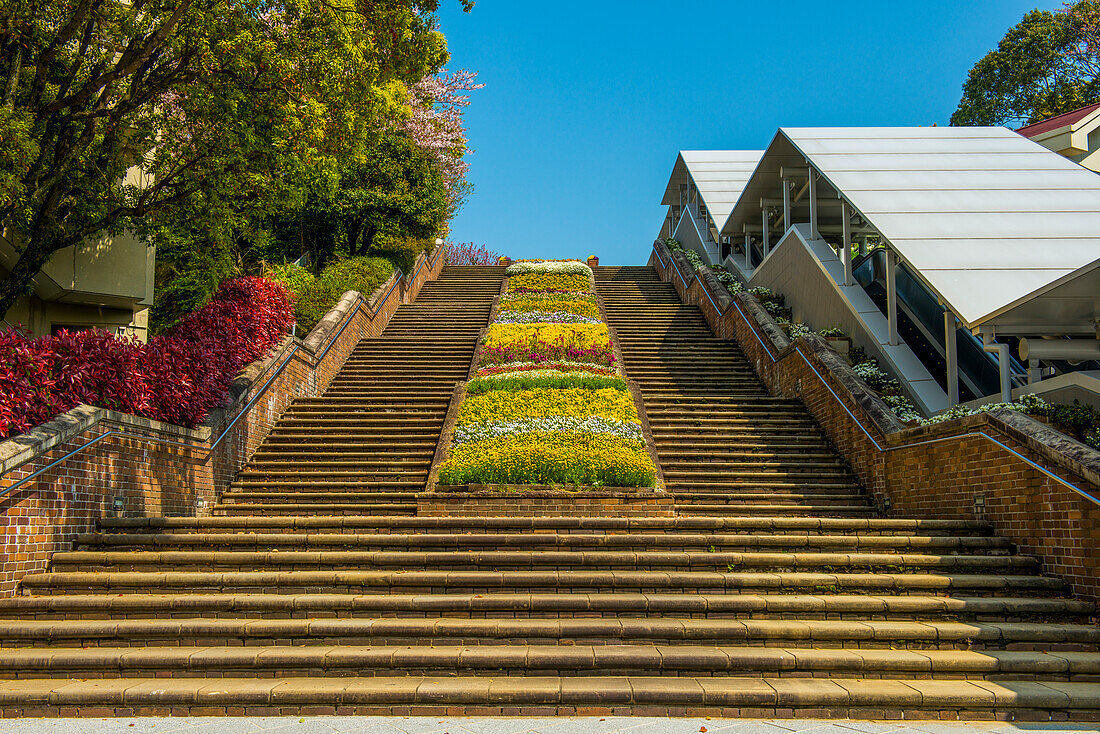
[505,260,592,276]
[494,311,602,325]
[453,416,643,446]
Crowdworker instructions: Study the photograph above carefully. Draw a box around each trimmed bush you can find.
[269,256,394,333]
[0,277,293,438]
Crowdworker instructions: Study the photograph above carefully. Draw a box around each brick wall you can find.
[0,247,444,597]
[650,240,1100,603]
[420,488,675,518]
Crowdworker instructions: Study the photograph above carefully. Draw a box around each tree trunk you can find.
[0,240,54,323]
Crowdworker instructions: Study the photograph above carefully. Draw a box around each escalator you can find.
[853,250,1025,402]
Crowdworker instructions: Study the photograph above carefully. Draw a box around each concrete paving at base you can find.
[3,717,1099,734]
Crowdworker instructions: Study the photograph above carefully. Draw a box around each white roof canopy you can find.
[662,150,764,232]
[724,127,1100,331]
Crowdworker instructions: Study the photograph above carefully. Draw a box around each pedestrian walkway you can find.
[5,717,1098,734]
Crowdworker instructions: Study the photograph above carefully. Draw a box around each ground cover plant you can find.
[438,258,657,487]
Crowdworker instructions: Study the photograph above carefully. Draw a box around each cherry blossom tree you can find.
[403,69,483,212]
[445,241,499,266]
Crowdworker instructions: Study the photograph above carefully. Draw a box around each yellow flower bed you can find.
[483,323,609,350]
[438,431,657,487]
[507,272,590,292]
[456,387,638,426]
[498,297,601,319]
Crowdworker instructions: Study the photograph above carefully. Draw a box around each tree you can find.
[403,69,483,212]
[0,0,466,320]
[271,130,450,270]
[951,4,1100,126]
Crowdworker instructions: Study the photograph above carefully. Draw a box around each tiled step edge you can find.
[0,676,1096,719]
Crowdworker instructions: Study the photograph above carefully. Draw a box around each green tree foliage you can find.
[952,4,1100,126]
[271,131,450,271]
[0,0,464,320]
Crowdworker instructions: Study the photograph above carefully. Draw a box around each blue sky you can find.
[436,1,1057,265]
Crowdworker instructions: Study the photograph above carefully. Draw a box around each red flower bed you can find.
[0,277,293,439]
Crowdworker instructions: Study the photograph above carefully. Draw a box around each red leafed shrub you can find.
[0,277,293,439]
[445,241,500,266]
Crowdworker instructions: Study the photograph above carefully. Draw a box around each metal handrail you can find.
[0,247,444,499]
[653,245,1100,508]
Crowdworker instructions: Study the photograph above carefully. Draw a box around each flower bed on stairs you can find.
[429,259,662,509]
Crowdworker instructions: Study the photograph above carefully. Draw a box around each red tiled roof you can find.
[1016,102,1100,137]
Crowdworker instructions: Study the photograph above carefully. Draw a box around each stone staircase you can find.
[0,264,1096,719]
[217,265,502,516]
[595,266,869,516]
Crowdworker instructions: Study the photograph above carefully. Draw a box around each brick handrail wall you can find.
[650,240,1100,603]
[0,246,444,596]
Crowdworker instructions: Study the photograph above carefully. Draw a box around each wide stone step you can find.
[239,462,433,474]
[98,515,994,535]
[74,532,1014,554]
[645,397,803,406]
[48,549,1039,574]
[658,451,846,462]
[248,448,438,460]
[222,491,421,503]
[259,436,440,446]
[653,436,832,449]
[270,423,443,434]
[641,390,774,400]
[221,491,423,501]
[213,503,417,516]
[285,402,452,413]
[3,644,1098,680]
[662,460,849,473]
[0,675,1096,717]
[645,407,812,417]
[5,592,1086,621]
[22,569,1064,599]
[668,493,870,506]
[673,504,874,516]
[0,616,1093,649]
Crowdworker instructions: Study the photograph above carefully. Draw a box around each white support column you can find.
[982,332,1013,403]
[886,248,899,346]
[761,208,770,257]
[782,178,791,232]
[808,172,819,240]
[744,233,752,271]
[944,311,959,406]
[841,201,853,286]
